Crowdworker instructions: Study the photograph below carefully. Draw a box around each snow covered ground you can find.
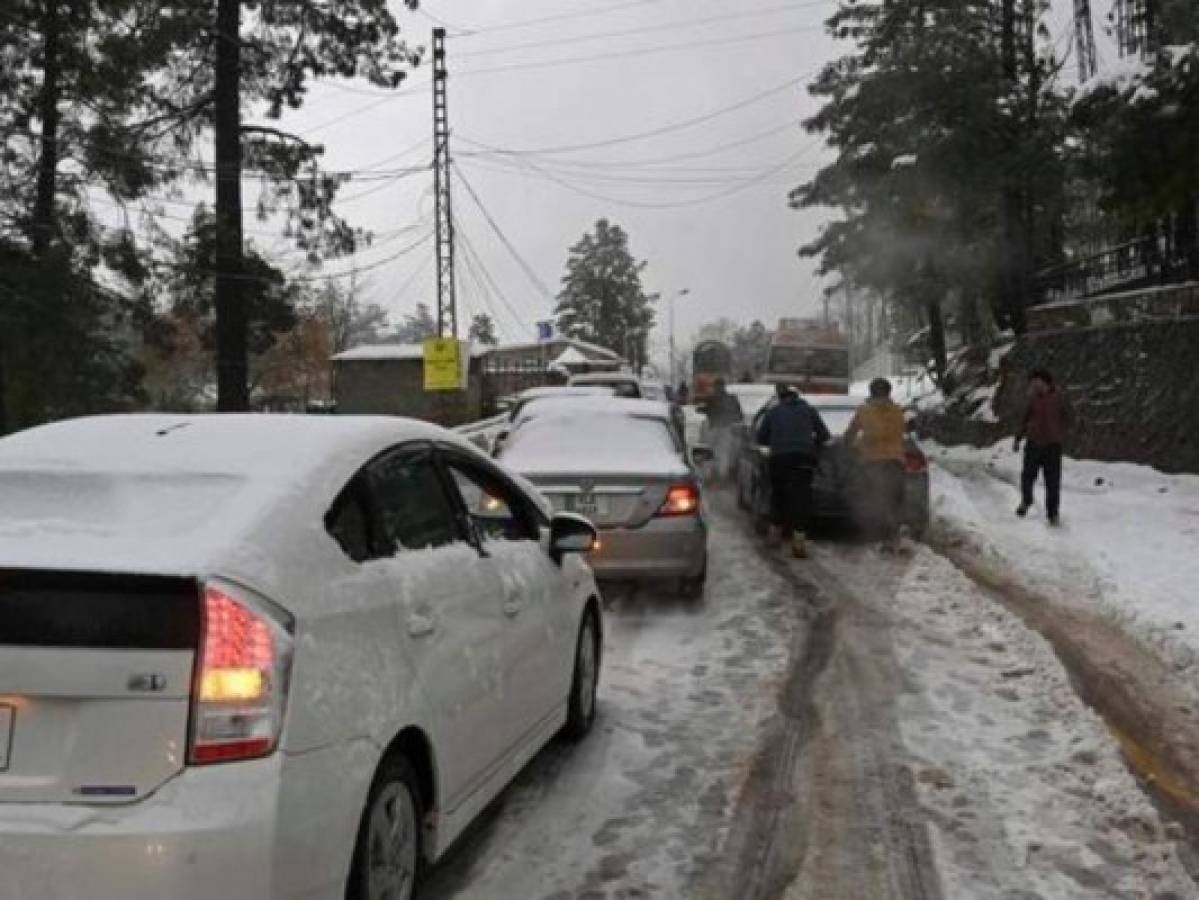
[812,544,1197,898]
[929,442,1199,684]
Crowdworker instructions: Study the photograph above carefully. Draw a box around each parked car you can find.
[491,385,615,454]
[496,398,711,596]
[566,371,644,398]
[733,396,931,535]
[0,414,603,900]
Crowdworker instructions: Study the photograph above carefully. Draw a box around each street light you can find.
[669,288,689,389]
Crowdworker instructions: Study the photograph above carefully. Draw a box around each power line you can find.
[458,71,809,156]
[453,24,827,80]
[455,3,825,59]
[447,0,676,39]
[454,216,533,338]
[453,164,555,303]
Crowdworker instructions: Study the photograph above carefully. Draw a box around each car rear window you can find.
[501,414,682,474]
[0,570,200,649]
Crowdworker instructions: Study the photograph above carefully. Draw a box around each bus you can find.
[763,318,851,394]
[691,340,732,402]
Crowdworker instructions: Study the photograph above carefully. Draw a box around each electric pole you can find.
[1074,0,1098,82]
[432,27,458,339]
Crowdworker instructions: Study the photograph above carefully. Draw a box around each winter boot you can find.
[791,531,808,559]
[1016,502,1031,517]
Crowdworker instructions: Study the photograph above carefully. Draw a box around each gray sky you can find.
[263,0,1098,359]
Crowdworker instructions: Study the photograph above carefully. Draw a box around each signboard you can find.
[423,338,466,392]
[536,320,554,342]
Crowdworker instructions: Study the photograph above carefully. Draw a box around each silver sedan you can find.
[496,399,711,598]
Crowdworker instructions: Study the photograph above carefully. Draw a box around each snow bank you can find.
[929,442,1199,681]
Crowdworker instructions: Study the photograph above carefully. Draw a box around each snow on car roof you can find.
[500,409,686,478]
[513,396,672,425]
[516,385,614,401]
[0,414,465,576]
[568,372,640,385]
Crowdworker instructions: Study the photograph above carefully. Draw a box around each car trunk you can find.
[527,473,685,529]
[0,570,199,804]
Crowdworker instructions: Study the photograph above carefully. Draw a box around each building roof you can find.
[331,343,488,362]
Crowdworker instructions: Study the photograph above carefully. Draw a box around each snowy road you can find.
[420,498,1198,899]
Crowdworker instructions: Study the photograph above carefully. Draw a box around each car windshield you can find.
[766,347,850,377]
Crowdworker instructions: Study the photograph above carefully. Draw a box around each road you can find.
[422,496,1198,899]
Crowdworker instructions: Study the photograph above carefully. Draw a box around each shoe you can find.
[1016,503,1030,518]
[1048,513,1060,527]
[792,531,808,559]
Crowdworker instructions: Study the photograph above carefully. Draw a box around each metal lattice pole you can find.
[432,28,458,339]
[1074,0,1098,82]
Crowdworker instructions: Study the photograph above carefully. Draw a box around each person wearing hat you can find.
[756,382,830,558]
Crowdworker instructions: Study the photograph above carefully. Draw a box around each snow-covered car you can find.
[491,385,615,455]
[734,396,931,535]
[0,414,603,900]
[496,398,711,596]
[567,371,644,398]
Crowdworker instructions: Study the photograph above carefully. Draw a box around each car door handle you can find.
[502,598,522,618]
[406,612,437,639]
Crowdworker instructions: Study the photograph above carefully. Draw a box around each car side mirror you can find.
[549,513,598,562]
[691,445,715,465]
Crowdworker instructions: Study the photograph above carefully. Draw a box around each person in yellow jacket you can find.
[844,378,908,550]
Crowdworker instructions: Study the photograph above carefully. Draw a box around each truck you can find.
[762,318,851,394]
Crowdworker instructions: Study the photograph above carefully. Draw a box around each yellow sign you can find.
[423,338,465,392]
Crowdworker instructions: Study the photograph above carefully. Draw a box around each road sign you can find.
[424,338,465,392]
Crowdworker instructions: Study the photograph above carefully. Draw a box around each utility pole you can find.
[1074,0,1098,82]
[669,288,689,387]
[431,27,458,339]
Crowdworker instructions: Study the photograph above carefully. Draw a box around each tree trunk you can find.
[999,0,1029,335]
[926,297,949,390]
[214,0,248,411]
[32,1,62,257]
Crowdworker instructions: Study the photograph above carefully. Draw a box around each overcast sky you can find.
[262,0,1102,360]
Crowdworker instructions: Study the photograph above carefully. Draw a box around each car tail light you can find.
[657,484,701,517]
[190,583,294,766]
[904,448,928,474]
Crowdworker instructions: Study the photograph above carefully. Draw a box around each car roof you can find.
[515,396,672,424]
[516,385,614,401]
[568,372,640,384]
[0,414,477,579]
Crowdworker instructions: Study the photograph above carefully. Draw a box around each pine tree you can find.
[555,219,656,367]
[469,313,499,347]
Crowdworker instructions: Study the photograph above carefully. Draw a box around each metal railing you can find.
[1035,231,1198,306]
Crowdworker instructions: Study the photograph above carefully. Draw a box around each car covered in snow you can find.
[0,414,603,900]
[734,396,931,535]
[566,371,644,398]
[495,398,711,596]
[490,385,616,455]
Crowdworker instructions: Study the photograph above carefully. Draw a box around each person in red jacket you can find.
[1014,368,1074,525]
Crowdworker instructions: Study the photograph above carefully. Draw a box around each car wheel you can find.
[563,611,600,741]
[347,756,424,900]
[680,561,707,601]
[752,481,771,536]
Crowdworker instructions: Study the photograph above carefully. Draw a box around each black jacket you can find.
[757,396,830,459]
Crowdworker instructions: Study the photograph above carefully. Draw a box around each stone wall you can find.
[917,318,1199,474]
[333,358,483,426]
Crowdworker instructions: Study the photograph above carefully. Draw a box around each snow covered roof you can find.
[491,338,621,360]
[550,346,591,367]
[514,396,672,427]
[331,343,487,362]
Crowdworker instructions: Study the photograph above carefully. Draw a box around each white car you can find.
[0,414,602,900]
[496,399,710,595]
[566,371,643,399]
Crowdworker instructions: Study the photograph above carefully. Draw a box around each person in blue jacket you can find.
[756,382,831,558]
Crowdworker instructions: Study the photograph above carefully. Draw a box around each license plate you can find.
[569,495,608,517]
[0,704,13,771]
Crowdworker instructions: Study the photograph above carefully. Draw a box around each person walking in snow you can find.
[756,382,830,559]
[1014,368,1073,526]
[845,377,908,551]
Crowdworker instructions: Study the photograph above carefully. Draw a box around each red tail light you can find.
[657,484,701,517]
[190,583,294,766]
[904,448,928,474]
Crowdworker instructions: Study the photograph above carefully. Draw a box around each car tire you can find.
[680,561,707,601]
[347,756,425,900]
[563,611,600,741]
